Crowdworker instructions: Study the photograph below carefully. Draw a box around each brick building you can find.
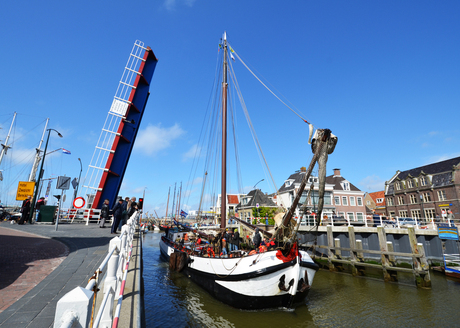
[384,156,460,220]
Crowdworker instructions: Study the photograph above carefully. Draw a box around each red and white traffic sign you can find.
[73,197,85,209]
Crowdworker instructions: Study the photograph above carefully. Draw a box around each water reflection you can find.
[143,232,460,328]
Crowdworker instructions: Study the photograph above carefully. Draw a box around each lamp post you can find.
[76,158,82,198]
[29,129,63,223]
[253,179,264,189]
[420,193,425,224]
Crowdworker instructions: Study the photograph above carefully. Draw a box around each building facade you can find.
[276,167,366,221]
[384,157,460,220]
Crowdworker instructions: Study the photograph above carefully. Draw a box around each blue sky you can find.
[1,1,459,216]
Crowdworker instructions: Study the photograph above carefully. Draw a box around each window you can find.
[389,211,396,217]
[347,213,354,221]
[413,178,418,187]
[420,176,427,186]
[411,209,421,219]
[437,190,447,201]
[423,193,431,202]
[357,197,363,206]
[356,212,364,222]
[324,191,332,205]
[350,197,356,206]
[341,182,350,191]
[285,180,291,187]
[342,196,348,206]
[387,198,394,206]
[407,180,413,188]
[399,210,408,217]
[396,182,401,190]
[376,198,384,203]
[334,196,340,205]
[398,196,405,205]
[366,200,371,205]
[410,195,417,204]
[425,208,435,219]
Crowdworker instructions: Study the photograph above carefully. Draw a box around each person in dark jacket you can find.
[100,199,109,228]
[111,197,124,234]
[232,228,240,250]
[18,196,31,225]
[253,227,262,248]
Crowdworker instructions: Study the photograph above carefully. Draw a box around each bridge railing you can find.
[53,211,139,328]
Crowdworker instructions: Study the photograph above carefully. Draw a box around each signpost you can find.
[55,176,71,231]
[16,181,35,201]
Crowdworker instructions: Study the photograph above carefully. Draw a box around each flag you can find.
[180,210,188,217]
[62,148,71,155]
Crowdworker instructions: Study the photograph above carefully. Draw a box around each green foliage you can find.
[252,206,276,218]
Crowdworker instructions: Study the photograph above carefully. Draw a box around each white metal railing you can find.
[53,211,139,328]
[299,214,460,230]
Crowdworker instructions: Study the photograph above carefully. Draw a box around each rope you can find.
[230,45,311,125]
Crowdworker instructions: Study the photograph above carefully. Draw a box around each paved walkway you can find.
[0,222,115,328]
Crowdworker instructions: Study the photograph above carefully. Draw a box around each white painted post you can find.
[396,216,401,229]
[53,286,93,328]
[100,237,121,327]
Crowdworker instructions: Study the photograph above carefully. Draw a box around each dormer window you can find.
[341,182,350,191]
[407,180,413,188]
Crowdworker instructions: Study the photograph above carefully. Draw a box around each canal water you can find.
[142,232,460,328]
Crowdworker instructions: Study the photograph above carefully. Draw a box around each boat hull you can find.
[160,236,318,309]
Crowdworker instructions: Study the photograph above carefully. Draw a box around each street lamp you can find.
[253,179,264,189]
[76,158,82,198]
[29,129,63,223]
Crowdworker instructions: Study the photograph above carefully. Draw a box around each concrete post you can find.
[100,237,121,327]
[54,286,93,328]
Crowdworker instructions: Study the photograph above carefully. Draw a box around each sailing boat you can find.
[159,32,337,310]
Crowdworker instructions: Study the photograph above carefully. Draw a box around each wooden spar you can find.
[175,222,215,241]
[221,32,228,230]
[171,183,176,220]
[165,187,170,219]
[278,129,331,232]
[233,217,273,238]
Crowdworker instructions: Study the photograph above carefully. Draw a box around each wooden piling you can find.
[327,226,336,271]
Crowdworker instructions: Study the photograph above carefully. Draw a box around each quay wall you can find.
[298,225,458,263]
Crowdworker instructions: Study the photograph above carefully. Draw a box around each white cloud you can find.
[358,175,385,193]
[134,123,185,156]
[164,0,196,11]
[183,144,201,161]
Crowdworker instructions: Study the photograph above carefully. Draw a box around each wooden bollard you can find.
[415,243,431,288]
[386,241,398,282]
[334,238,341,259]
[377,227,391,282]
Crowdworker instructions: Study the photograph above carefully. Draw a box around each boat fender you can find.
[248,250,257,256]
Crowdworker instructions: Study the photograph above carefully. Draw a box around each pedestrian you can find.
[99,199,109,228]
[233,228,240,251]
[111,197,124,234]
[221,237,228,256]
[447,210,455,223]
[18,196,31,225]
[442,209,447,222]
[35,197,45,222]
[224,229,230,253]
[128,197,137,218]
[119,197,129,231]
[253,227,262,249]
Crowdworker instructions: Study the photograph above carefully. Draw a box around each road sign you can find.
[56,176,71,190]
[71,177,78,189]
[16,181,35,200]
[73,197,85,209]
[256,203,259,208]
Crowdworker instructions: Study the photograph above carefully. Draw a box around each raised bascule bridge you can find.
[80,40,158,211]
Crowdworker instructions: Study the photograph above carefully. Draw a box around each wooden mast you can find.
[165,186,170,220]
[221,32,228,229]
